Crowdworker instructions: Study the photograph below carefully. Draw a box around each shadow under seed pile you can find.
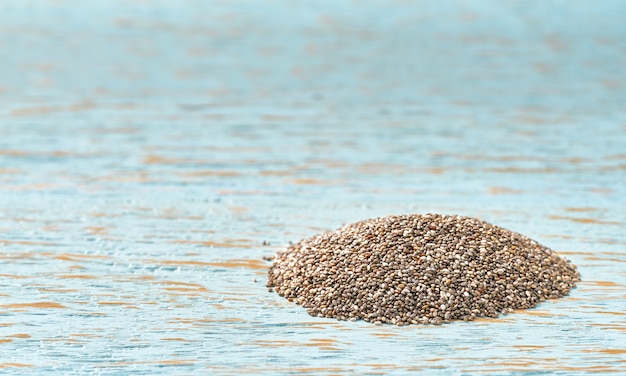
[267,214,580,326]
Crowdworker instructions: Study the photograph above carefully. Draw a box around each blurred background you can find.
[2,0,625,109]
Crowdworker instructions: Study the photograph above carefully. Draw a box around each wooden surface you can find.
[1,1,625,374]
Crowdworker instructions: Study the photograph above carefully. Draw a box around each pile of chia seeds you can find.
[267,214,580,325]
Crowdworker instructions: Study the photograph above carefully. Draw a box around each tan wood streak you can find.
[0,363,32,368]
[0,302,66,309]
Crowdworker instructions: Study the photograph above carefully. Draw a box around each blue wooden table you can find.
[1,1,625,374]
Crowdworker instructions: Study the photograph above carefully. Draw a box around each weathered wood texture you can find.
[1,1,625,374]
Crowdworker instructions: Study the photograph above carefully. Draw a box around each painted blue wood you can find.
[0,1,624,374]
